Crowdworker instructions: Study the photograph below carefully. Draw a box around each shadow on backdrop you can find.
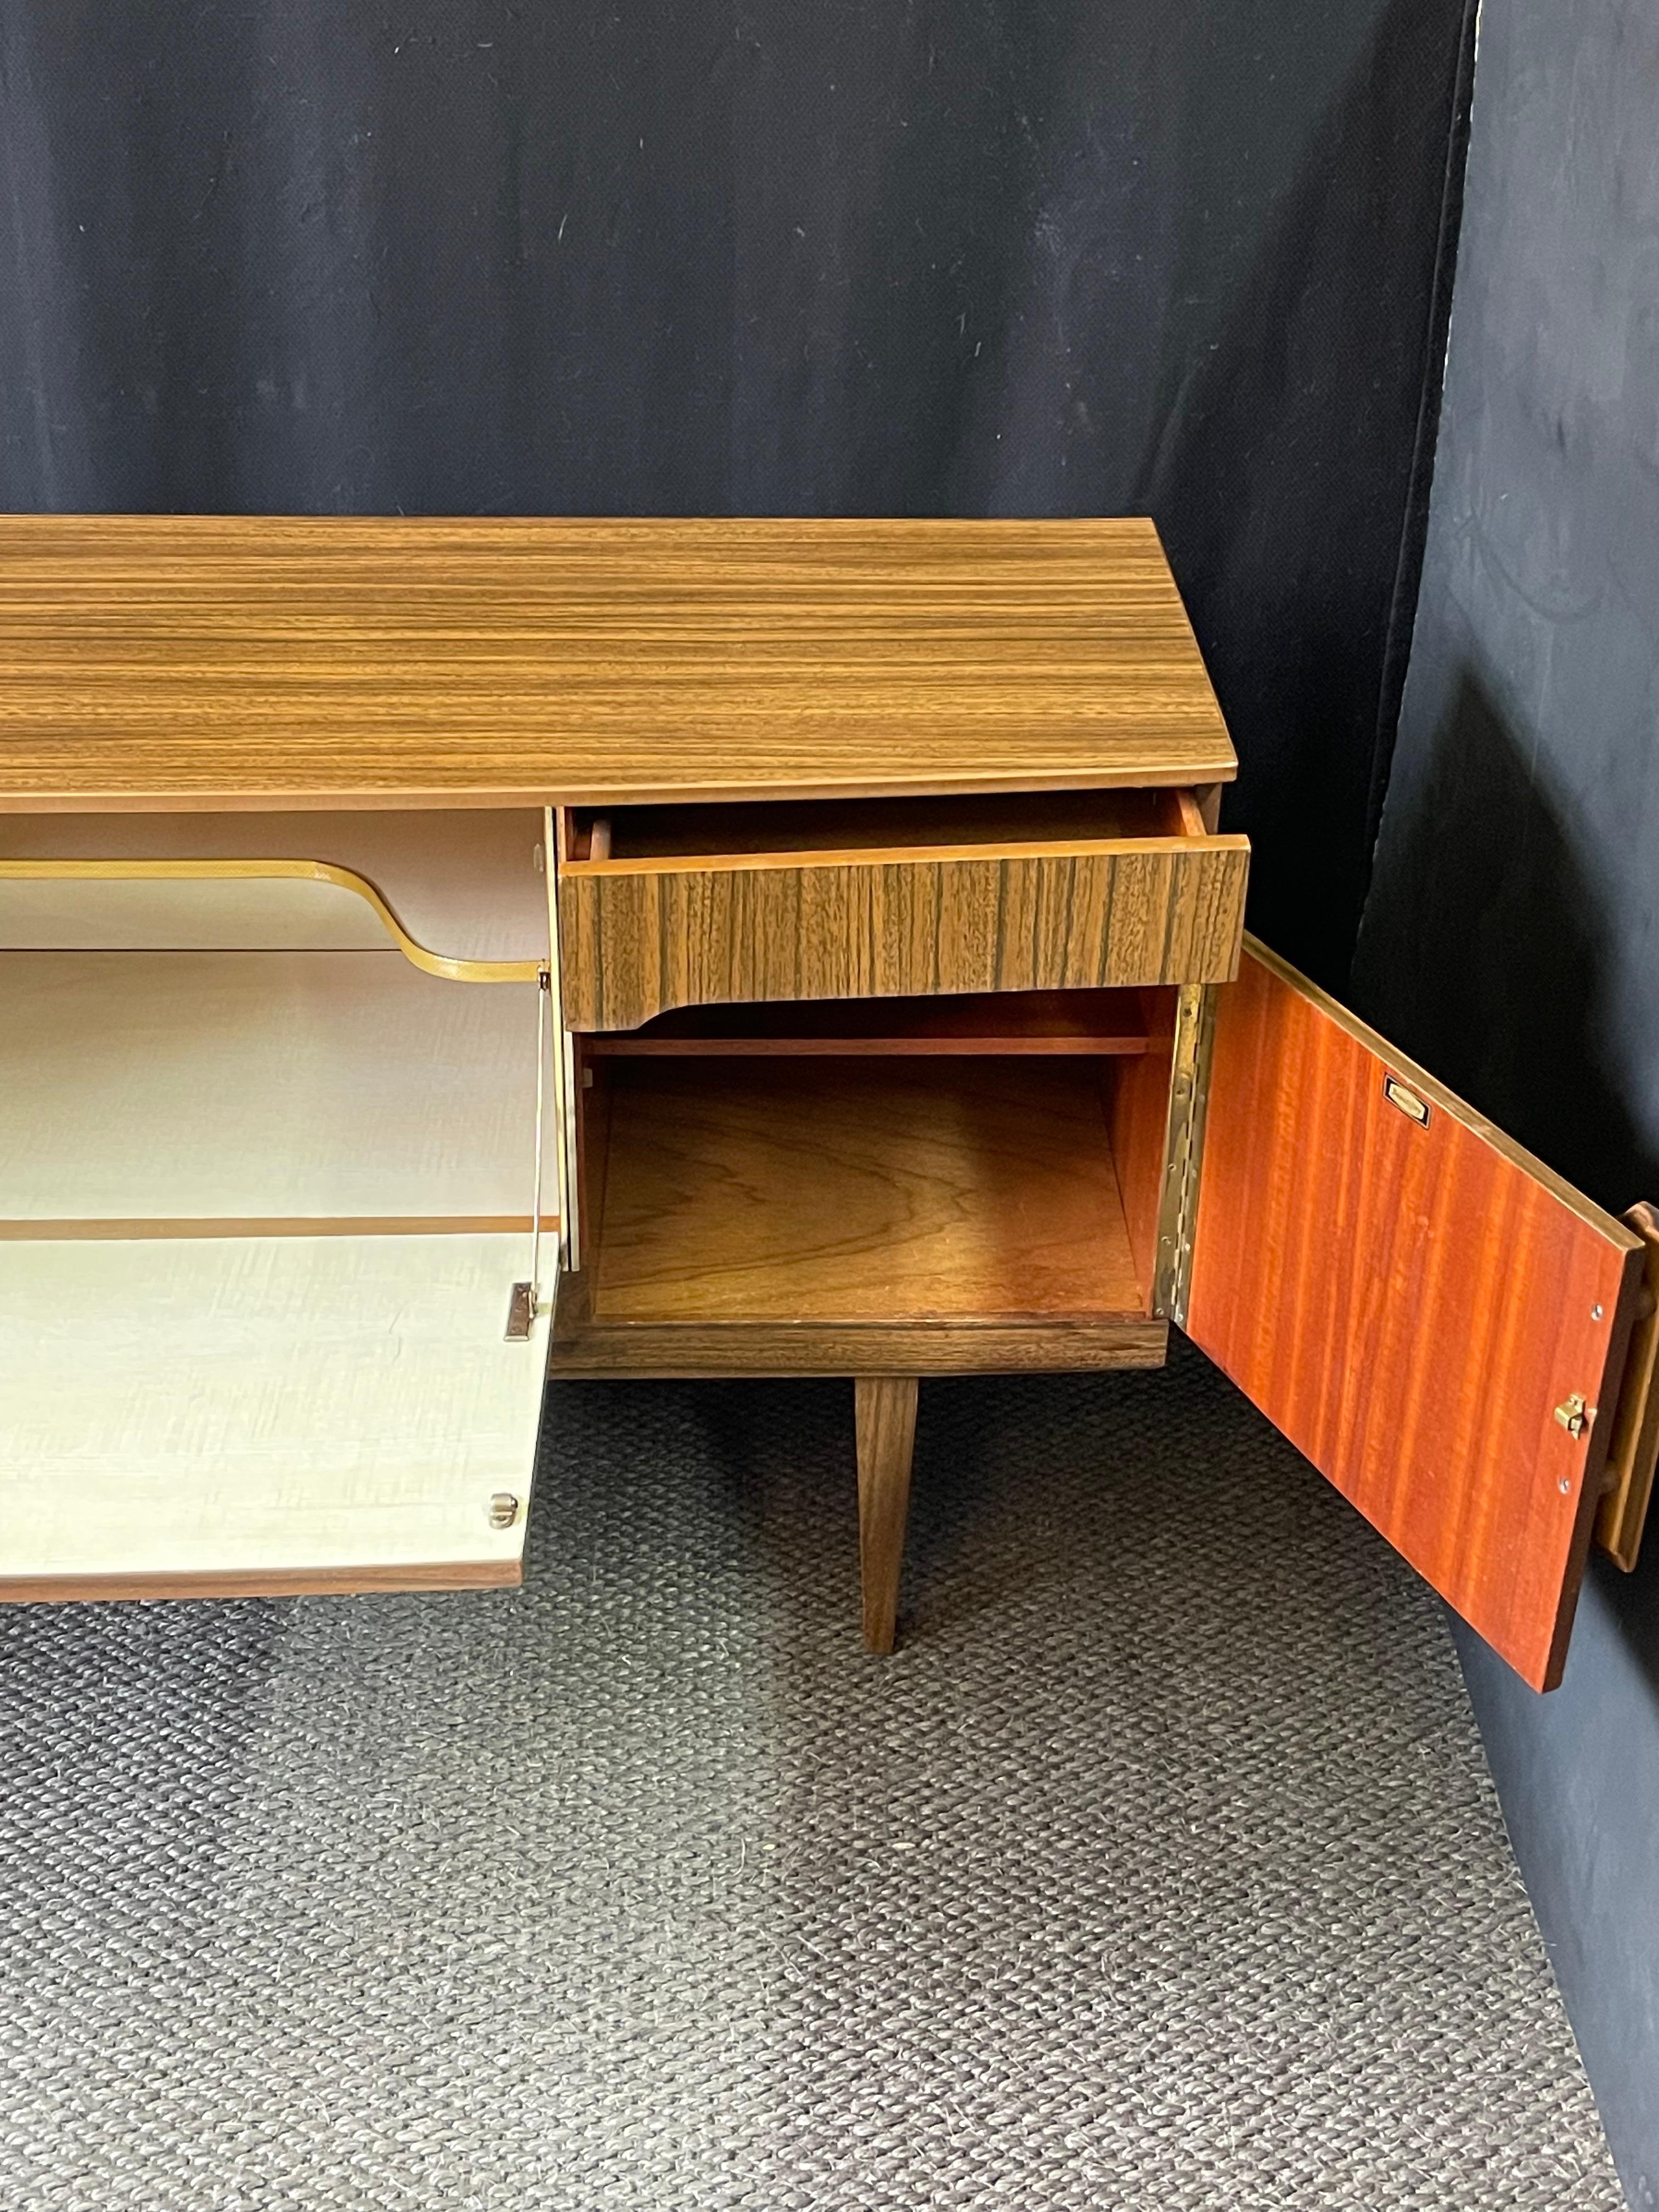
[1355,661,1659,1688]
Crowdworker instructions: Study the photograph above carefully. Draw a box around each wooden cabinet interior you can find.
[581,988,1155,1058]
[549,988,1178,1378]
[591,1060,1144,1323]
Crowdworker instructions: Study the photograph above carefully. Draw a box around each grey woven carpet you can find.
[0,1340,1624,2211]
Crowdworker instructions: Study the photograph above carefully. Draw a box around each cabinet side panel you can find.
[1186,942,1641,1691]
[1106,988,1177,1305]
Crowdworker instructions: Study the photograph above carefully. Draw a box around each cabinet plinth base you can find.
[546,1311,1167,1379]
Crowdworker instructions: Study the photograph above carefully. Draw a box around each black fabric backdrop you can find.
[1355,0,1659,2191]
[1,0,1474,982]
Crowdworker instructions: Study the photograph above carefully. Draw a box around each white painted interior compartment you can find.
[0,951,543,1223]
[0,809,548,964]
[0,934,555,1590]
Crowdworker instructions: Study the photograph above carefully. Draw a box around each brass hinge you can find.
[1154,984,1218,1327]
[504,1280,539,1342]
[1554,1392,1595,1440]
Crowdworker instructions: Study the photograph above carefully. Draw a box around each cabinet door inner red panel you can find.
[1186,940,1643,1691]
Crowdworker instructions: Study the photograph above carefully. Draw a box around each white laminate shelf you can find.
[0,949,546,1229]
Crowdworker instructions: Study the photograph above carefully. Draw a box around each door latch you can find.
[1554,1393,1593,1439]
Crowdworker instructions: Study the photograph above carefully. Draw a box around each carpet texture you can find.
[0,1341,1625,2210]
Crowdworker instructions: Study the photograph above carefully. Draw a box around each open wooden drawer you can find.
[554,788,1249,1031]
[0,855,555,1598]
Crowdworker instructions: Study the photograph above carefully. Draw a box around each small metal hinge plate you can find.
[1554,1392,1594,1440]
[488,1492,523,1531]
[504,1281,538,1341]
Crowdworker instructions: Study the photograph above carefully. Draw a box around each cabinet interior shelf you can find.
[0,947,544,1231]
[583,988,1152,1059]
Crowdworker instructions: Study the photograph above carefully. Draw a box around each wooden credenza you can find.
[1,515,1654,1694]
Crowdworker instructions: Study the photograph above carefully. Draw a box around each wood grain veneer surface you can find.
[0,516,1236,810]
[582,988,1153,1057]
[1187,940,1643,1692]
[590,1059,1146,1324]
[560,836,1248,1029]
[545,1317,1169,1378]
[1595,1201,1659,1571]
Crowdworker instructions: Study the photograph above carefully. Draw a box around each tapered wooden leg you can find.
[855,1375,919,1655]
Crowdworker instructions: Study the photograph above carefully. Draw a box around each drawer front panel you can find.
[561,841,1248,1031]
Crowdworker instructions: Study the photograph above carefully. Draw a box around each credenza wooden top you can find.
[0,515,1235,811]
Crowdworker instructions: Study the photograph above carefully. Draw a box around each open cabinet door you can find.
[1184,939,1648,1691]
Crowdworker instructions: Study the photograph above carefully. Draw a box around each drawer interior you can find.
[571,989,1182,1329]
[562,787,1193,865]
